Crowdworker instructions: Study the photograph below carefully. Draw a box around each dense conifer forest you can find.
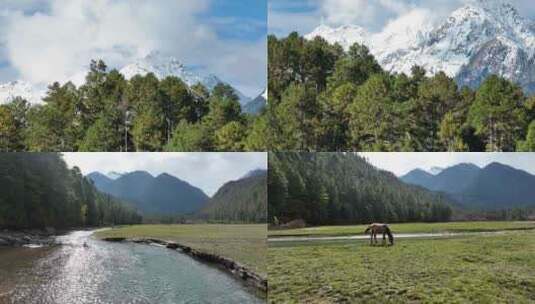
[0,60,269,152]
[268,152,452,226]
[200,173,267,223]
[0,153,141,229]
[268,33,535,152]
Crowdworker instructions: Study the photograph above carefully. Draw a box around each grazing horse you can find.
[364,223,394,246]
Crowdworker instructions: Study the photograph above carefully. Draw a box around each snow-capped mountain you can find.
[0,51,251,106]
[0,81,44,105]
[306,0,535,92]
[429,167,445,175]
[106,171,124,180]
[243,88,267,114]
[120,51,251,105]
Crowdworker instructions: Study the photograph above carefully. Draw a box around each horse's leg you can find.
[373,232,377,245]
[382,232,386,246]
[370,232,373,245]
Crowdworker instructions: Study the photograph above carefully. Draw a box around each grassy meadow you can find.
[268,222,535,303]
[95,224,267,276]
[269,221,535,237]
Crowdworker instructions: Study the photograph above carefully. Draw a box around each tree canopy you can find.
[269,152,452,226]
[268,33,535,152]
[0,153,141,229]
[0,60,268,152]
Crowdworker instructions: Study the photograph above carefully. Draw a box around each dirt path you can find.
[268,231,511,243]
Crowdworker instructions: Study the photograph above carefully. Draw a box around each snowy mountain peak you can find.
[306,24,369,48]
[1,51,251,106]
[306,0,535,93]
[0,81,42,105]
[120,52,220,89]
[119,52,250,104]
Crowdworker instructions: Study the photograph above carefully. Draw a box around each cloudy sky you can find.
[0,0,266,97]
[63,152,267,196]
[359,152,535,176]
[269,0,535,36]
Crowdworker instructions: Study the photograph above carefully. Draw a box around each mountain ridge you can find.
[306,0,535,92]
[401,162,535,209]
[0,51,253,106]
[87,170,209,215]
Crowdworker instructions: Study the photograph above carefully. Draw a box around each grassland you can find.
[269,221,535,237]
[95,224,267,276]
[268,222,535,303]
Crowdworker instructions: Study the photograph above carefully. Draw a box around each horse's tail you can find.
[385,225,394,245]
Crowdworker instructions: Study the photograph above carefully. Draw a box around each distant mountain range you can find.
[87,169,267,222]
[87,171,209,215]
[401,162,535,209]
[306,0,535,93]
[0,51,266,113]
[200,169,267,223]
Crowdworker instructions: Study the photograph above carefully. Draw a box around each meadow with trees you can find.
[0,60,269,152]
[268,33,535,152]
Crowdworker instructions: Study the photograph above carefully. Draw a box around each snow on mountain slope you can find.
[0,81,44,105]
[306,0,535,92]
[120,51,251,105]
[107,171,124,180]
[0,51,250,105]
[243,88,267,114]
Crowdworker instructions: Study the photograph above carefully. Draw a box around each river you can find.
[0,230,263,304]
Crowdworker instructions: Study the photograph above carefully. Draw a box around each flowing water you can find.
[0,230,263,304]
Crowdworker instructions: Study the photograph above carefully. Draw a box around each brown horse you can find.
[364,223,394,246]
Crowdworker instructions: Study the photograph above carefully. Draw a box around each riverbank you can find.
[1,230,262,303]
[0,229,57,247]
[102,237,267,294]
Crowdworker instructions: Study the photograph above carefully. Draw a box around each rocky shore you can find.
[102,237,267,294]
[0,229,57,247]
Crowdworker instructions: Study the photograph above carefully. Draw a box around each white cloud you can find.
[271,0,535,37]
[63,152,267,196]
[0,0,265,96]
[359,152,535,176]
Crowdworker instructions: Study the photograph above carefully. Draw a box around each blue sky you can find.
[269,0,535,37]
[0,0,266,97]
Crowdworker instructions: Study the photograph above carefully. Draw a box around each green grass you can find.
[95,224,267,276]
[269,221,535,237]
[268,227,535,303]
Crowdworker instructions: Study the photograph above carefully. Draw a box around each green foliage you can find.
[269,152,452,226]
[0,61,264,152]
[517,120,535,151]
[268,33,535,151]
[468,75,528,151]
[0,153,141,229]
[200,173,267,223]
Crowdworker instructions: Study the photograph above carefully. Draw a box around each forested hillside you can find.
[268,33,535,152]
[0,60,269,152]
[87,171,209,215]
[268,152,452,226]
[199,172,267,223]
[0,153,141,229]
